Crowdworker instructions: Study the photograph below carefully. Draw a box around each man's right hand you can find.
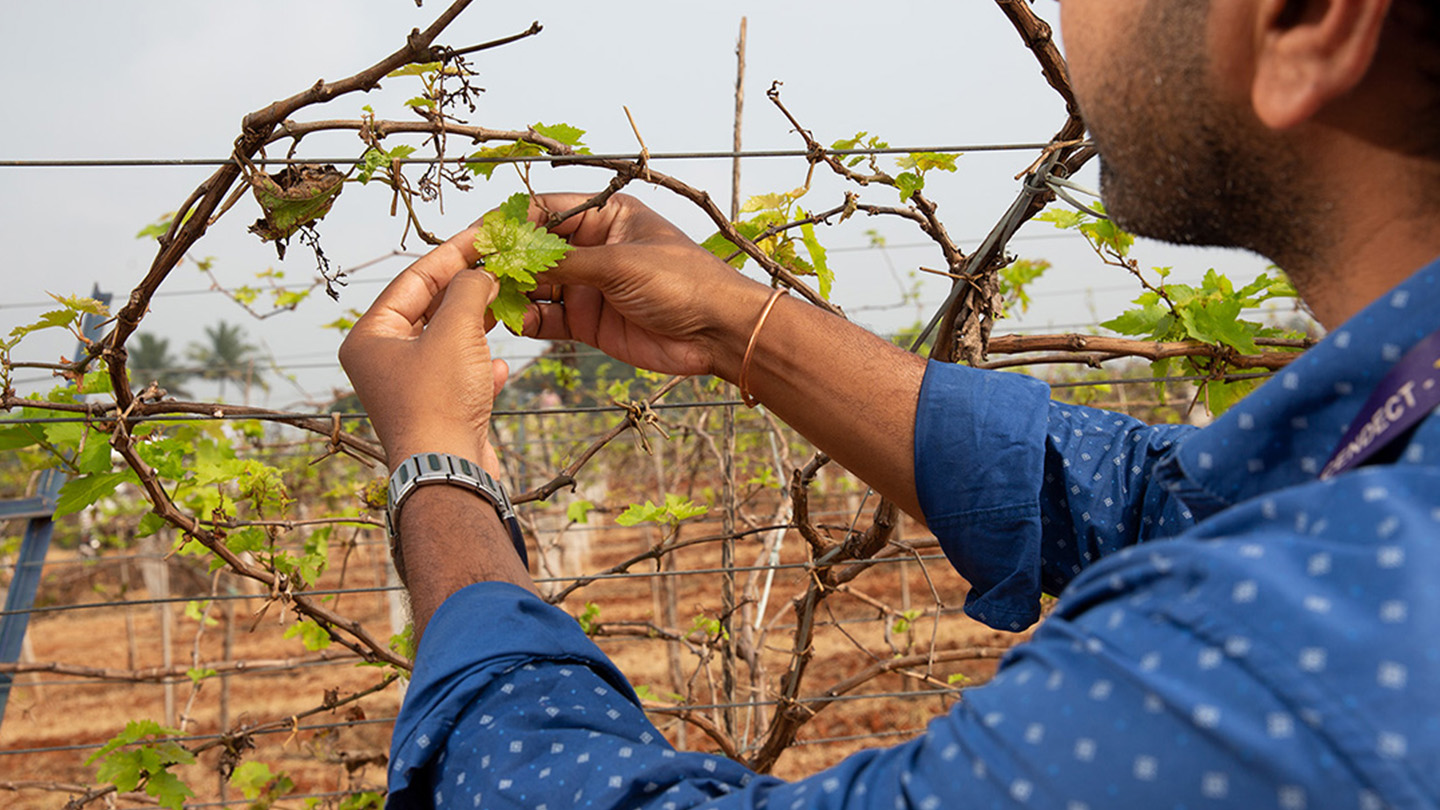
[515,192,929,522]
[520,193,773,384]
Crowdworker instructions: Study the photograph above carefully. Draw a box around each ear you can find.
[1250,0,1394,129]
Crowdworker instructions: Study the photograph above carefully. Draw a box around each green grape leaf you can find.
[465,142,543,179]
[567,500,595,524]
[895,172,924,202]
[385,61,441,78]
[1178,297,1259,354]
[897,152,959,172]
[474,194,571,331]
[0,422,43,452]
[1079,218,1135,257]
[576,602,601,634]
[489,282,534,335]
[533,121,589,152]
[146,760,197,807]
[284,619,332,651]
[186,667,218,684]
[1101,301,1173,339]
[1036,208,1087,230]
[357,145,417,185]
[55,471,135,517]
[496,192,531,222]
[405,97,437,109]
[137,512,168,538]
[798,220,832,299]
[75,432,113,475]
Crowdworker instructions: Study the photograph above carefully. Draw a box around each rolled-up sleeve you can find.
[914,362,1197,631]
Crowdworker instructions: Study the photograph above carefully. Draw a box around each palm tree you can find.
[129,332,193,398]
[186,321,267,401]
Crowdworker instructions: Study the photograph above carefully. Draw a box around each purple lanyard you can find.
[1319,328,1440,480]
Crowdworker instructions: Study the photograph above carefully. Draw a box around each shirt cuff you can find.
[387,582,640,808]
[914,361,1051,631]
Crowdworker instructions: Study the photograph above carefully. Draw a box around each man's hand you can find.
[339,222,535,640]
[520,193,772,383]
[338,226,508,474]
[522,193,927,521]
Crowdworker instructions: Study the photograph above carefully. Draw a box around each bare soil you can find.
[0,510,1023,808]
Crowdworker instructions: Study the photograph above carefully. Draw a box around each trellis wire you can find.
[0,553,952,619]
[0,142,1051,170]
[0,689,964,759]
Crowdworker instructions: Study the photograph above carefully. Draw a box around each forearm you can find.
[708,285,927,521]
[397,486,536,640]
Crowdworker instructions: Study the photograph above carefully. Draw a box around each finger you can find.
[521,302,574,341]
[352,226,484,337]
[492,359,510,400]
[532,193,685,247]
[424,267,498,344]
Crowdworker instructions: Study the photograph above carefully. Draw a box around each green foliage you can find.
[86,720,196,810]
[947,672,970,685]
[1042,206,1302,413]
[998,259,1050,317]
[891,608,922,635]
[830,132,890,168]
[632,683,684,703]
[248,165,345,244]
[55,471,137,518]
[537,357,581,391]
[357,144,417,185]
[229,761,296,805]
[473,193,574,333]
[284,618,332,651]
[689,613,728,641]
[700,188,834,298]
[576,602,601,635]
[614,493,708,528]
[186,667,218,684]
[338,791,385,810]
[566,499,595,524]
[466,122,588,179]
[183,599,218,627]
[389,624,416,660]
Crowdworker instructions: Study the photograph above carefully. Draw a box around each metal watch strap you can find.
[385,453,528,573]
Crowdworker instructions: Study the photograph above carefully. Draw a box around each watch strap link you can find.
[385,452,528,571]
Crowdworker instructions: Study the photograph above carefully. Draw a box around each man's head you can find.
[1058,0,1438,274]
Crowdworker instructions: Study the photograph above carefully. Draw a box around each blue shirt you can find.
[387,259,1440,809]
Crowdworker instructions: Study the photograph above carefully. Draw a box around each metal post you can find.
[0,286,111,727]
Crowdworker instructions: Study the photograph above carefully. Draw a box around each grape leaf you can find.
[473,193,572,332]
[566,500,595,524]
[385,61,441,78]
[284,619,332,651]
[799,220,832,300]
[533,121,589,152]
[55,471,135,517]
[895,172,924,202]
[898,152,959,172]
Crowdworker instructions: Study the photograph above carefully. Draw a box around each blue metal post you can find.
[0,287,111,726]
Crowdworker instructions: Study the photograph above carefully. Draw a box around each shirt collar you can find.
[1162,257,1440,514]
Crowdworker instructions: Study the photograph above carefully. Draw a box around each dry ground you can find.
[0,510,1024,808]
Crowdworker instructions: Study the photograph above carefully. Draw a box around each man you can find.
[340,0,1440,806]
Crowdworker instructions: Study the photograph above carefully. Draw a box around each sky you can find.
[0,1,1275,407]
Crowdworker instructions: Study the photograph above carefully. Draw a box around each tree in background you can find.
[128,332,193,399]
[185,321,266,401]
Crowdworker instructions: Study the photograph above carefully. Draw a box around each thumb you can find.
[424,267,498,343]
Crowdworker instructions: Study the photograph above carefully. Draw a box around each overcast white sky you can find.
[0,1,1271,406]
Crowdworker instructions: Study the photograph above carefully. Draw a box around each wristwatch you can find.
[385,452,529,578]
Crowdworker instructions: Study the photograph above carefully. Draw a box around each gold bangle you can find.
[738,287,788,408]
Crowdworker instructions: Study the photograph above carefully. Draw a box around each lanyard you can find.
[1319,328,1440,480]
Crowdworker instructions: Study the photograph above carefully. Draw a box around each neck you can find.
[1264,139,1440,330]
